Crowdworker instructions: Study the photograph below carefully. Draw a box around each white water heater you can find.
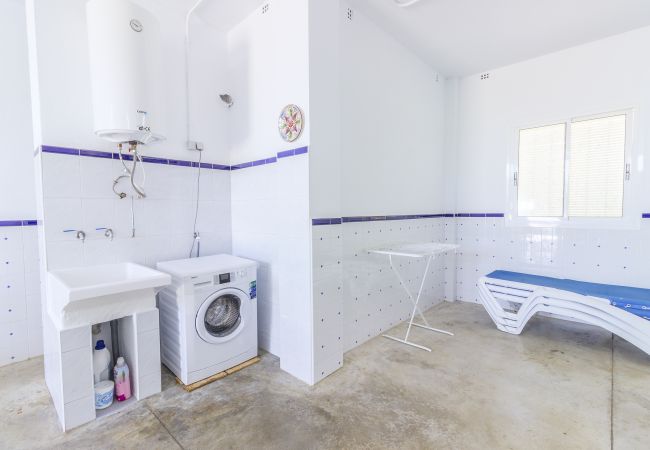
[86,0,165,144]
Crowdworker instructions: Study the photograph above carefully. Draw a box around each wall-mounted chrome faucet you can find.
[96,228,114,241]
[63,229,86,242]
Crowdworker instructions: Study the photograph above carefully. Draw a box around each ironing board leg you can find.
[383,254,453,351]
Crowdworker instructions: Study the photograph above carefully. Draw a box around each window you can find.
[517,124,566,217]
[568,115,626,217]
[513,111,632,224]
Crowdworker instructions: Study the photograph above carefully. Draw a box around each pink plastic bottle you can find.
[113,357,132,402]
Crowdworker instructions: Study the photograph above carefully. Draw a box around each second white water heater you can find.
[86,0,165,144]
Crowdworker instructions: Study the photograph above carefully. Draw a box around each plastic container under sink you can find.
[93,339,112,384]
[94,380,114,410]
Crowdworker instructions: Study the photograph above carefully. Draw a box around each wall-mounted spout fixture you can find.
[64,229,86,243]
[96,228,114,241]
[219,94,234,108]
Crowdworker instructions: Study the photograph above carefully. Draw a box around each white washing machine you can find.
[156,254,258,385]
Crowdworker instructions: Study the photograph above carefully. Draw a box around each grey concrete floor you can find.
[1,301,649,450]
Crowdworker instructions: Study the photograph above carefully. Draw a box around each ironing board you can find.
[369,242,459,351]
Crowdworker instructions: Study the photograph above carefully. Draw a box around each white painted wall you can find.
[308,0,341,219]
[30,0,229,163]
[339,2,446,217]
[309,1,448,220]
[188,16,230,162]
[227,0,309,163]
[454,26,650,214]
[0,0,36,219]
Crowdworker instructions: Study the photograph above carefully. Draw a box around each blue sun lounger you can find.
[478,271,650,356]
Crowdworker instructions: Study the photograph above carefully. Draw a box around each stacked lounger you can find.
[478,270,650,356]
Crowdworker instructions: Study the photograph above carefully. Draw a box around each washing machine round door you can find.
[195,287,250,344]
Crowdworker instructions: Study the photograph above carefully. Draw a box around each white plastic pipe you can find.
[394,0,425,7]
[185,0,206,149]
[185,0,207,258]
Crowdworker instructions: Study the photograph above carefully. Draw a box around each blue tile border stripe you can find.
[40,145,307,172]
[455,213,505,218]
[314,212,649,225]
[41,145,79,156]
[277,146,308,159]
[233,148,306,169]
[0,220,38,227]
[79,149,112,159]
[311,218,343,226]
[312,213,457,226]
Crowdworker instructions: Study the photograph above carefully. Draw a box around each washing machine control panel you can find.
[214,268,248,285]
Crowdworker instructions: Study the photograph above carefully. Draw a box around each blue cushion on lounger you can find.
[486,270,650,320]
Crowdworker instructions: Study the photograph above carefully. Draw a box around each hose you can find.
[186,0,207,258]
[189,149,202,258]
[117,143,147,198]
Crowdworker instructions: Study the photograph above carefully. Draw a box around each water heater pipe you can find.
[185,0,206,150]
[185,0,207,258]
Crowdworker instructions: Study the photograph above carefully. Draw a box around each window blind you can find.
[568,115,626,218]
[517,123,566,217]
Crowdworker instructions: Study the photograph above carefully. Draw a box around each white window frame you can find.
[506,108,640,229]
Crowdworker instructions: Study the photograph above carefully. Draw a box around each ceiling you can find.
[347,0,650,76]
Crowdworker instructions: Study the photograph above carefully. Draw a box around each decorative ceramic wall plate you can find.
[278,104,304,142]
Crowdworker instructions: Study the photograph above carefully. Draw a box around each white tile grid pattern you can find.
[10,152,232,369]
[231,155,311,365]
[231,163,281,356]
[40,152,232,271]
[454,217,650,304]
[312,217,453,381]
[0,225,41,367]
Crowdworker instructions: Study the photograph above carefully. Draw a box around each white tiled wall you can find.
[231,162,282,355]
[0,225,41,367]
[39,151,232,271]
[454,217,650,304]
[13,150,232,369]
[231,153,311,370]
[311,217,453,382]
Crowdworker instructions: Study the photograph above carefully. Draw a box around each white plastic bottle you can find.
[93,340,112,384]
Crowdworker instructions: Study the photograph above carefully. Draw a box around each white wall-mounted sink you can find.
[47,262,171,329]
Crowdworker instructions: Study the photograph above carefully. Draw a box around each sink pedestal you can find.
[43,263,171,431]
[43,308,162,431]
